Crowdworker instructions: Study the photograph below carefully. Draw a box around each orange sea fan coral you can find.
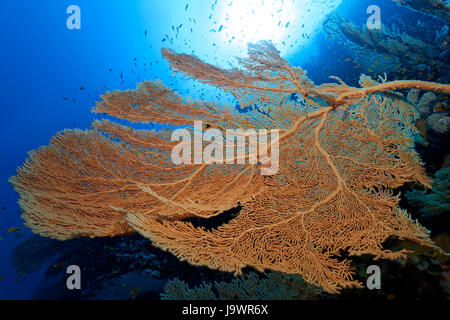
[10,41,450,293]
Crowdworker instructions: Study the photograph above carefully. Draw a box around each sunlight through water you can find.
[218,0,343,56]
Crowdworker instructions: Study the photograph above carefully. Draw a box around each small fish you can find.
[285,22,290,28]
[7,227,21,233]
[185,4,188,10]
[218,25,223,32]
[144,30,147,36]
[61,97,69,101]
[131,287,140,297]
[53,262,68,268]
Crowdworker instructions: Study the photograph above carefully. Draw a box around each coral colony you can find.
[10,41,450,293]
[170,120,280,175]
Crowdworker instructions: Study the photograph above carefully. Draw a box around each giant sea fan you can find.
[10,41,450,293]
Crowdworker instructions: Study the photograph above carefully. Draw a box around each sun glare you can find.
[217,0,342,57]
[221,0,297,45]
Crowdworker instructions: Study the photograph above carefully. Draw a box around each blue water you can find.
[1,0,170,299]
[0,0,439,299]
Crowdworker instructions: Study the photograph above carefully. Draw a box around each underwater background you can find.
[0,0,449,300]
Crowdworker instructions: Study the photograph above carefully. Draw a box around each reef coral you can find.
[406,166,450,218]
[393,0,450,24]
[9,41,450,293]
[161,272,321,300]
[427,112,450,134]
[323,2,449,83]
[407,89,437,118]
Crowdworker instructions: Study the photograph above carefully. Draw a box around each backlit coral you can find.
[323,11,449,82]
[10,41,450,293]
[393,0,450,24]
